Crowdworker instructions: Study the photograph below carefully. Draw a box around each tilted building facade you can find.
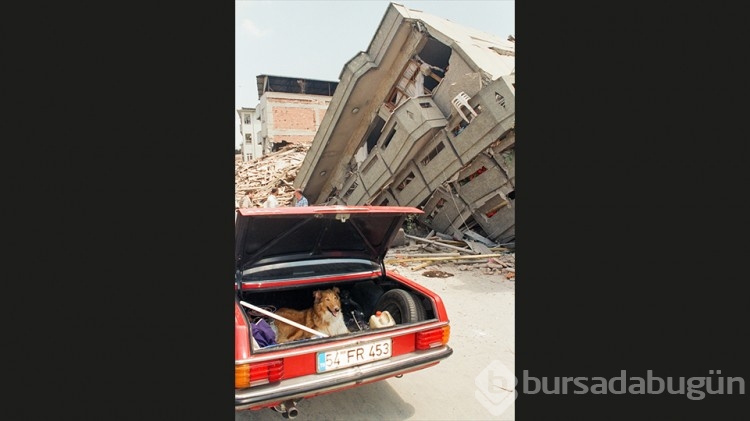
[295,3,515,244]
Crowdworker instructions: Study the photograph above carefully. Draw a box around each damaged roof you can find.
[387,3,515,79]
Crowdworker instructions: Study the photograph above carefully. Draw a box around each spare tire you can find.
[374,289,426,324]
[410,293,427,321]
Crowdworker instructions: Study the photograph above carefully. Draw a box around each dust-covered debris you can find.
[235,150,515,279]
[386,233,515,278]
[235,144,309,207]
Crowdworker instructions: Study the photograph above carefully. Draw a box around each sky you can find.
[235,0,515,147]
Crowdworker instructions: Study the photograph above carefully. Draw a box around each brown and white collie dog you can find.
[274,287,350,343]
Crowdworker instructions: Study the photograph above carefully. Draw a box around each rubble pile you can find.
[235,147,515,279]
[386,235,515,280]
[235,144,309,207]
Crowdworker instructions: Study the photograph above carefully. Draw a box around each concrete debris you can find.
[465,240,493,255]
[235,147,514,278]
[462,230,498,247]
[235,143,309,207]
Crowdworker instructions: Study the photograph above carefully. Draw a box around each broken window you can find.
[413,55,446,97]
[383,37,450,111]
[385,59,427,110]
[414,37,451,88]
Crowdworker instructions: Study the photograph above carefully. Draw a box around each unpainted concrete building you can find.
[295,2,515,244]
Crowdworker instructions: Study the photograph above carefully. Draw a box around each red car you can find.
[235,205,453,417]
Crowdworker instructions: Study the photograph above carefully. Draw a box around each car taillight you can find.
[235,359,284,388]
[415,326,450,350]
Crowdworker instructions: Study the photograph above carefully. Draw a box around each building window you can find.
[381,126,397,149]
[425,198,446,224]
[451,120,469,137]
[343,182,358,199]
[420,142,445,166]
[458,166,488,186]
[396,172,415,191]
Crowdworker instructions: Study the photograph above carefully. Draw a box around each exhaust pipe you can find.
[275,399,298,419]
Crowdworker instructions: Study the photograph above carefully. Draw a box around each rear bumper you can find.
[235,345,453,410]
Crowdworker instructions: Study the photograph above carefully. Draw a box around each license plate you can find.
[316,339,392,373]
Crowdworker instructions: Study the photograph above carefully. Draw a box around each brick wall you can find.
[272,107,317,131]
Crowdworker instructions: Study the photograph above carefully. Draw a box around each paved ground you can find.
[236,260,515,420]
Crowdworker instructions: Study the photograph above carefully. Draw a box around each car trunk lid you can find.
[235,205,422,277]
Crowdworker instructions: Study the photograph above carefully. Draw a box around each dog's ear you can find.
[332,286,340,295]
[313,290,322,302]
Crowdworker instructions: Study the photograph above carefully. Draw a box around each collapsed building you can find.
[294,2,515,244]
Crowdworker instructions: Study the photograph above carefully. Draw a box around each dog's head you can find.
[313,287,342,317]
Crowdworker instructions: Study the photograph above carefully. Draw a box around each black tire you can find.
[374,289,426,324]
[410,293,427,321]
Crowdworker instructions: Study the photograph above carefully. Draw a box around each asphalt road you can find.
[235,262,516,421]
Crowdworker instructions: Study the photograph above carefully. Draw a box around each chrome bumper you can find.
[235,345,453,410]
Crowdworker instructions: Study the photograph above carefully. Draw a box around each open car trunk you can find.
[235,206,437,353]
[238,275,439,352]
[235,206,452,412]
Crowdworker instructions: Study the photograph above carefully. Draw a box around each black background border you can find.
[5,2,748,419]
